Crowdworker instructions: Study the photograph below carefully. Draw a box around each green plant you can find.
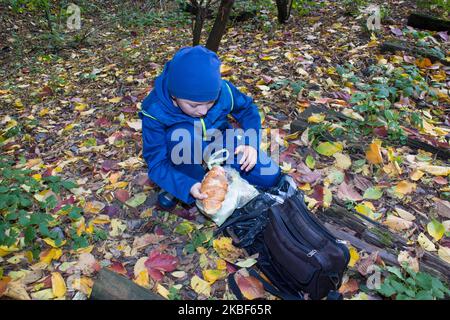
[0,155,88,258]
[377,265,450,300]
[292,0,326,16]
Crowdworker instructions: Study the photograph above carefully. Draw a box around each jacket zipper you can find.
[199,117,207,141]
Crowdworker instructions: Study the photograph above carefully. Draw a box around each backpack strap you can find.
[224,82,234,112]
[227,269,303,301]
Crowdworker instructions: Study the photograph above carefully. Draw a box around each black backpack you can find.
[216,175,350,300]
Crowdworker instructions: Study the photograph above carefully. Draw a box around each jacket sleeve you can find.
[226,81,262,149]
[141,115,199,204]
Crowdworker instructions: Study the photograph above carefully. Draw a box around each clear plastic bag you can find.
[196,149,260,226]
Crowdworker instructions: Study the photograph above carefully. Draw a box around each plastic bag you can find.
[196,165,260,226]
[215,174,298,247]
[196,148,260,226]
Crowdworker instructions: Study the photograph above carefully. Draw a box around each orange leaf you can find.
[416,58,432,69]
[234,271,265,300]
[365,140,383,164]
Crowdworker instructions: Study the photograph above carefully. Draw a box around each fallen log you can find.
[290,104,450,161]
[317,204,450,283]
[407,13,450,32]
[90,268,164,300]
[380,41,449,66]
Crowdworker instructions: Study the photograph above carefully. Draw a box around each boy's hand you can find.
[235,145,257,172]
[190,182,208,200]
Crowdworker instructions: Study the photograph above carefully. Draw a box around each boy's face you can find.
[172,97,215,117]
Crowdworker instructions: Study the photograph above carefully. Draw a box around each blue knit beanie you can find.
[167,45,222,102]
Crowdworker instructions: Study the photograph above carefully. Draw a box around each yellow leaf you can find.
[416,58,432,69]
[216,259,227,270]
[156,283,170,299]
[39,108,49,117]
[355,202,382,220]
[348,246,359,267]
[43,238,66,248]
[191,275,211,297]
[280,162,293,173]
[395,181,416,195]
[40,248,62,264]
[90,215,110,224]
[74,102,88,111]
[108,97,122,103]
[0,245,20,258]
[72,277,93,296]
[134,272,150,288]
[418,165,450,177]
[410,169,425,181]
[202,269,226,285]
[84,201,105,214]
[365,140,383,164]
[213,237,237,259]
[438,246,450,264]
[220,64,233,76]
[427,220,445,241]
[14,99,24,108]
[417,233,436,252]
[51,272,66,298]
[307,113,326,124]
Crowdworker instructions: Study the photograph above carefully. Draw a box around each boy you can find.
[140,45,281,208]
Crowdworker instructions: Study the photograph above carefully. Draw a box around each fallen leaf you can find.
[438,246,450,264]
[334,153,352,170]
[417,233,436,252]
[84,201,105,214]
[339,278,359,295]
[234,270,265,300]
[365,140,383,164]
[363,187,383,200]
[348,246,360,268]
[125,192,147,208]
[51,272,66,298]
[383,215,414,231]
[315,142,343,157]
[190,275,211,297]
[394,207,416,221]
[427,219,445,241]
[145,250,178,281]
[202,269,226,284]
[418,165,450,176]
[394,181,416,195]
[397,251,419,272]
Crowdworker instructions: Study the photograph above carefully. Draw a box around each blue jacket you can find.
[139,62,262,204]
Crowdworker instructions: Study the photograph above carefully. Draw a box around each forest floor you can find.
[0,0,449,300]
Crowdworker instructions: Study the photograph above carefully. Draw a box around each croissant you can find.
[200,166,228,215]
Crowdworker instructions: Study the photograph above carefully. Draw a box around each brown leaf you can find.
[338,278,359,295]
[234,270,265,300]
[132,233,164,251]
[435,198,450,219]
[337,181,363,201]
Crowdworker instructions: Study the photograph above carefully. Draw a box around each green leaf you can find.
[314,142,343,157]
[415,272,433,290]
[363,187,383,200]
[377,282,396,297]
[387,266,404,280]
[415,290,434,300]
[125,192,147,208]
[427,219,445,241]
[61,180,78,190]
[175,221,194,235]
[305,155,316,169]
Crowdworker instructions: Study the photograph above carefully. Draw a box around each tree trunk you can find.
[192,5,206,46]
[407,13,450,32]
[90,268,164,300]
[205,0,235,53]
[275,0,293,24]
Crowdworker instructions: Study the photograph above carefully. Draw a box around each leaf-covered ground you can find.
[0,0,449,300]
